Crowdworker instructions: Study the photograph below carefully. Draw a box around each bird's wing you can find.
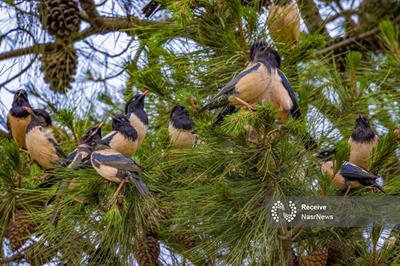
[6,113,12,138]
[277,69,301,119]
[62,149,77,166]
[200,63,262,112]
[340,163,377,183]
[92,153,142,173]
[48,137,66,159]
[102,131,117,144]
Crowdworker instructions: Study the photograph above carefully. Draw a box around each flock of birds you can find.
[5,39,386,204]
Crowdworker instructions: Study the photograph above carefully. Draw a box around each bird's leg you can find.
[232,96,255,110]
[108,180,126,208]
[343,183,352,197]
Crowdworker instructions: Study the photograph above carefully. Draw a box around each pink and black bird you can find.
[168,104,195,149]
[7,89,33,148]
[348,115,378,170]
[90,141,149,195]
[64,123,103,169]
[102,114,139,157]
[333,162,384,193]
[125,91,149,147]
[24,107,64,169]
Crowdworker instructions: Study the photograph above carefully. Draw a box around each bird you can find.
[102,114,139,157]
[90,140,150,197]
[168,104,195,149]
[200,38,300,123]
[348,115,379,170]
[23,106,64,169]
[125,91,149,146]
[268,0,300,45]
[63,122,104,169]
[333,162,384,194]
[7,89,33,148]
[315,149,337,177]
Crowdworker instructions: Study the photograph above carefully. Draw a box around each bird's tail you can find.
[199,95,229,113]
[128,173,150,196]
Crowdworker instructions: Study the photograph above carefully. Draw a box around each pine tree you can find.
[1,0,400,265]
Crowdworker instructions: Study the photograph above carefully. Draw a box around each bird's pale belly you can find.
[109,133,138,157]
[168,125,194,148]
[348,137,378,170]
[129,114,148,145]
[94,164,121,183]
[8,114,31,148]
[26,128,59,169]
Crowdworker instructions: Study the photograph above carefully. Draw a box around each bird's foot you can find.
[232,96,255,110]
[343,185,352,197]
[108,180,126,208]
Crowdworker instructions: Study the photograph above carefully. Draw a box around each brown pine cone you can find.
[301,246,328,266]
[174,229,197,249]
[134,234,161,266]
[7,209,35,251]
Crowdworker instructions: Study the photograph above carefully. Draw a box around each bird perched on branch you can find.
[268,0,300,45]
[168,104,195,149]
[64,122,103,169]
[348,115,378,170]
[24,107,64,169]
[200,38,300,122]
[7,89,33,148]
[315,149,336,177]
[125,91,149,146]
[333,162,384,194]
[102,114,139,157]
[90,141,150,198]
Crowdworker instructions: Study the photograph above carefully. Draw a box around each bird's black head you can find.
[351,114,376,143]
[170,104,194,131]
[11,89,31,117]
[79,122,103,145]
[314,149,336,159]
[250,38,281,69]
[111,114,137,140]
[125,91,148,114]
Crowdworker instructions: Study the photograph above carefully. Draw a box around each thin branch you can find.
[316,16,400,55]
[0,18,172,62]
[0,54,38,88]
[83,38,133,58]
[325,9,362,24]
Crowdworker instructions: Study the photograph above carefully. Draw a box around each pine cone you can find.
[174,230,197,249]
[326,239,355,265]
[7,210,35,252]
[301,246,328,266]
[40,0,80,39]
[134,234,161,266]
[41,42,77,93]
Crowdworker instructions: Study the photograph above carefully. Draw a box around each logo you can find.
[271,200,297,222]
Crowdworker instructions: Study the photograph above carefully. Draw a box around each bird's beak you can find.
[111,115,117,121]
[142,90,149,97]
[89,122,104,137]
[18,90,24,97]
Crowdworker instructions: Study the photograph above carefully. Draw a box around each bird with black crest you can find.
[7,89,33,148]
[90,140,150,205]
[200,39,316,149]
[64,122,104,169]
[102,114,139,157]
[348,114,379,171]
[168,104,195,149]
[200,38,300,122]
[125,91,149,147]
[23,106,64,169]
[315,149,337,178]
